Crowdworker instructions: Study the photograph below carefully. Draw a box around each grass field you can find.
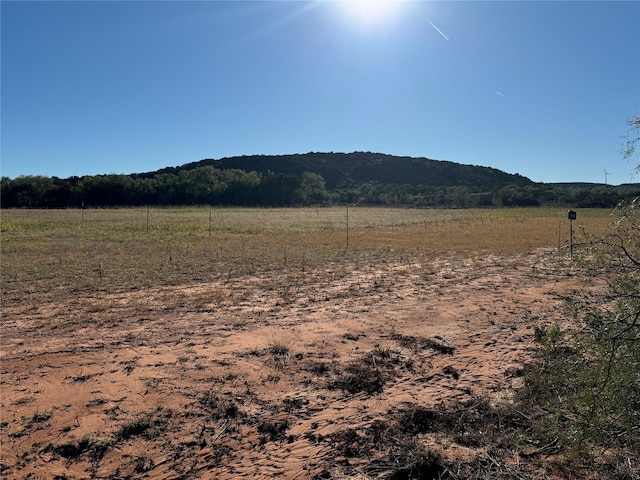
[1,206,614,298]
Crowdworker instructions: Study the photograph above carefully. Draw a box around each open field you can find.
[1,207,616,479]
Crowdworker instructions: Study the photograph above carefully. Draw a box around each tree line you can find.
[0,167,329,208]
[2,165,639,209]
[4,150,640,210]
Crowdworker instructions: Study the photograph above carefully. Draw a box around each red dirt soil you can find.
[1,251,592,479]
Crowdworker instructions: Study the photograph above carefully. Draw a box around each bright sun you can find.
[335,0,407,31]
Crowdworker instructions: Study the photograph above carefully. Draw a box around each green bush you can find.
[525,197,640,462]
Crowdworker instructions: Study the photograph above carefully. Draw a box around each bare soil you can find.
[1,251,592,479]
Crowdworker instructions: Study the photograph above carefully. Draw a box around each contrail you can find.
[427,18,449,41]
[496,91,505,96]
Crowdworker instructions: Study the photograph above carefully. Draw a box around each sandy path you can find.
[0,251,590,479]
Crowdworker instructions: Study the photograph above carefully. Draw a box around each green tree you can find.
[1,175,56,207]
[174,167,229,205]
[219,169,261,205]
[76,174,135,206]
[256,172,301,206]
[152,173,180,205]
[294,172,328,205]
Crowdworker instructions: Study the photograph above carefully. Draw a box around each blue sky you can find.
[2,1,639,184]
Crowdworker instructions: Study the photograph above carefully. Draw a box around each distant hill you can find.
[3,152,639,208]
[143,152,534,190]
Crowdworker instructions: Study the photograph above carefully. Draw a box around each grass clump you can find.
[267,342,290,357]
[116,408,171,441]
[257,419,290,443]
[70,372,99,382]
[117,416,153,440]
[327,348,403,395]
[27,411,52,425]
[44,434,113,462]
[391,333,455,355]
[120,358,138,374]
[200,390,239,420]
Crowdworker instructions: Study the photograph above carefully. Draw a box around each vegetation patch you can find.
[68,372,100,383]
[116,408,171,441]
[326,414,446,479]
[395,406,439,435]
[303,359,332,376]
[26,411,53,425]
[512,193,640,474]
[257,419,290,444]
[434,397,530,450]
[442,365,460,380]
[44,434,113,462]
[327,348,403,395]
[200,390,239,420]
[391,333,455,355]
[322,397,553,479]
[342,332,361,341]
[267,342,290,357]
[120,358,139,375]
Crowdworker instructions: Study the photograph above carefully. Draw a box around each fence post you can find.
[568,210,577,258]
[346,205,350,251]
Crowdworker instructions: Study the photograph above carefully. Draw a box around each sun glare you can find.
[334,0,407,31]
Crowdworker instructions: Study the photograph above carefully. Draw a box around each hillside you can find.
[2,152,639,208]
[146,152,533,190]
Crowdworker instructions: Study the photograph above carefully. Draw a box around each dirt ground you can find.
[1,250,592,479]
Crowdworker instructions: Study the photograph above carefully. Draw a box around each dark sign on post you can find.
[568,210,576,257]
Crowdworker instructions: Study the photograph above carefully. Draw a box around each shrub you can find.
[524,197,640,461]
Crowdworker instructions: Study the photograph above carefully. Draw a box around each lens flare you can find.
[334,0,407,32]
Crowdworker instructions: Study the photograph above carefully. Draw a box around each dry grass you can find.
[1,206,613,302]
